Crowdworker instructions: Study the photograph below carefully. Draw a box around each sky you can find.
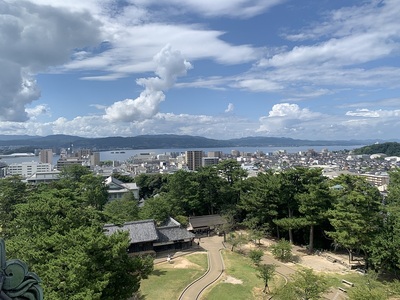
[1,0,400,141]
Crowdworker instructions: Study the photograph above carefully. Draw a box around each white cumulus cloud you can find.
[103,45,192,122]
[0,0,101,121]
[257,103,323,136]
[225,103,234,113]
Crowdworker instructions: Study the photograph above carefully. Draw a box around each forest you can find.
[1,160,400,299]
[353,142,400,156]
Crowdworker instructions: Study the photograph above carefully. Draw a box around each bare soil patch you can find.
[161,256,202,269]
[223,275,243,284]
[298,255,348,273]
[243,235,353,274]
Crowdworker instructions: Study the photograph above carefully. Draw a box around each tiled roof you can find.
[156,217,195,242]
[157,227,195,243]
[159,216,181,227]
[104,217,195,245]
[188,215,227,229]
[104,219,158,243]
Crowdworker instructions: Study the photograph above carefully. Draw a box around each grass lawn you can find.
[324,272,400,298]
[140,253,208,300]
[202,250,284,300]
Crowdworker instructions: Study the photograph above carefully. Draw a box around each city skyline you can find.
[1,0,400,140]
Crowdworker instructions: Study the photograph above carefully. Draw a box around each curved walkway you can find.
[178,235,225,300]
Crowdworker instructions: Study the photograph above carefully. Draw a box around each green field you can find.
[202,250,284,300]
[140,253,208,300]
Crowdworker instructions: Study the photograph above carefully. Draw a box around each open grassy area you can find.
[202,250,284,300]
[324,272,400,299]
[139,253,208,300]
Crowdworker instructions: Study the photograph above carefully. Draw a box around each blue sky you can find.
[1,0,400,140]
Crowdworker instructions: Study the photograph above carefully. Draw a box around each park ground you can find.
[139,233,399,300]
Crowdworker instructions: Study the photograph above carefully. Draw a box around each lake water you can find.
[0,145,362,165]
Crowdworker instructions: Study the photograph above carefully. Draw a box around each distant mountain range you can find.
[0,134,386,152]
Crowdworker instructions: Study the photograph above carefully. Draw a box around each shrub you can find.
[249,249,264,266]
[270,239,292,262]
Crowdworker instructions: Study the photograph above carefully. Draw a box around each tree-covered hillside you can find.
[353,142,400,156]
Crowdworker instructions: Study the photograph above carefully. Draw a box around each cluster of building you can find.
[1,147,398,195]
[1,146,398,257]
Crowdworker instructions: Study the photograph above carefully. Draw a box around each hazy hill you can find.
[0,134,39,141]
[0,134,374,151]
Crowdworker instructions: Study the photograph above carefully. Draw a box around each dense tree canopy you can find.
[103,193,139,224]
[327,175,382,263]
[353,142,400,156]
[1,178,152,299]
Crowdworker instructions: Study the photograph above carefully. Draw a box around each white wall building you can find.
[7,162,52,177]
[104,176,139,201]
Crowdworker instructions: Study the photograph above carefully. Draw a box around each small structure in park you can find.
[187,215,227,235]
[0,239,43,300]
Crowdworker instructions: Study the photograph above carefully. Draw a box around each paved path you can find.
[178,235,225,300]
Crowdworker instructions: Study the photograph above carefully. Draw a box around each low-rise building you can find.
[104,218,194,255]
[104,176,139,201]
[6,162,52,177]
[25,171,61,184]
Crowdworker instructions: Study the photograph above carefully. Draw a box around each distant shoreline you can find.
[0,153,35,158]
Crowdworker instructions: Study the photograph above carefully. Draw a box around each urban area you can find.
[0,146,393,193]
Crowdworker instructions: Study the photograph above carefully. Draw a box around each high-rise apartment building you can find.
[185,150,203,171]
[90,152,100,167]
[39,149,53,164]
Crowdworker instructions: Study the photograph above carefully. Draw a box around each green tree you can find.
[59,164,91,182]
[348,272,388,300]
[165,170,200,215]
[217,160,247,209]
[135,173,168,199]
[103,193,139,224]
[249,249,264,266]
[249,227,267,245]
[139,194,172,225]
[80,174,109,210]
[195,166,225,215]
[327,175,382,264]
[0,176,27,236]
[275,167,312,244]
[7,186,151,300]
[240,172,280,234]
[228,232,247,252]
[217,159,247,187]
[270,239,292,262]
[275,268,328,300]
[112,173,135,183]
[257,264,276,293]
[297,172,333,253]
[367,168,400,273]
